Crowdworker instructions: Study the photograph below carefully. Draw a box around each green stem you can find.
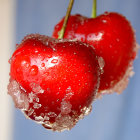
[91,0,97,18]
[58,0,74,39]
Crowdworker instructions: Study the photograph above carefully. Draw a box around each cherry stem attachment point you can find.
[91,0,97,18]
[58,0,74,39]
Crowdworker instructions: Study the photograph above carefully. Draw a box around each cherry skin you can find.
[53,12,137,94]
[8,34,100,131]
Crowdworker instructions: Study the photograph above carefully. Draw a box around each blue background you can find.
[13,0,140,140]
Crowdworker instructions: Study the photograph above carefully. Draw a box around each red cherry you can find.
[8,34,100,131]
[53,12,138,94]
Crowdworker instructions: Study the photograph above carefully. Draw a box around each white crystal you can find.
[98,56,105,74]
[30,83,44,94]
[61,101,72,115]
[33,103,42,109]
[35,116,44,122]
[7,80,29,110]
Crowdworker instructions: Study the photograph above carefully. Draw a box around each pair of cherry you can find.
[8,11,137,131]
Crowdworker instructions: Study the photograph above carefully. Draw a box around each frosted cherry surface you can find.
[96,43,139,98]
[96,64,134,98]
[8,79,92,131]
[8,80,29,110]
[53,13,139,95]
[8,34,100,132]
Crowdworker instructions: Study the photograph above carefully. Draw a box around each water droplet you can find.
[104,11,109,15]
[102,19,107,23]
[52,47,56,51]
[21,60,30,68]
[46,42,49,46]
[35,50,39,53]
[41,63,45,67]
[8,58,12,64]
[85,83,88,85]
[44,71,49,76]
[29,65,38,75]
[116,38,120,42]
[51,59,58,64]
[48,55,52,58]
[16,68,20,73]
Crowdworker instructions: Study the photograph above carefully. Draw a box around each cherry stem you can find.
[58,0,74,39]
[91,0,97,18]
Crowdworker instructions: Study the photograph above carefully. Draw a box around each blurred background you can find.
[0,0,140,140]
